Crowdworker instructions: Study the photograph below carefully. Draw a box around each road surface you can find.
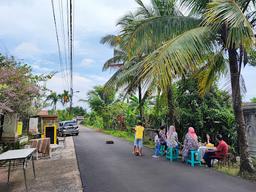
[74,127,256,192]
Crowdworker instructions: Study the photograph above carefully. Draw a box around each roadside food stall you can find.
[30,111,58,144]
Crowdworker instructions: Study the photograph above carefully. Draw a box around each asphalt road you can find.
[74,127,256,192]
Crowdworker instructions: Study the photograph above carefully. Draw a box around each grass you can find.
[84,125,155,148]
[215,165,239,177]
[214,158,256,182]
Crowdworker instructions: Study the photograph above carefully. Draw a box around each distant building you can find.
[243,102,256,158]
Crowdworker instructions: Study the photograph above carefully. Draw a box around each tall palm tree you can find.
[46,91,59,111]
[59,90,70,107]
[124,0,255,173]
[101,15,147,121]
[102,0,189,124]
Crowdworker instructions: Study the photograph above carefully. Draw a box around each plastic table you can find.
[0,148,36,191]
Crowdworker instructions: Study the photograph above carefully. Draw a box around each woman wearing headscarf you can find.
[166,125,179,149]
[182,127,199,161]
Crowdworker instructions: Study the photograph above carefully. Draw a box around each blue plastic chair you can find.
[159,145,165,156]
[166,147,179,161]
[186,149,201,167]
[154,143,161,156]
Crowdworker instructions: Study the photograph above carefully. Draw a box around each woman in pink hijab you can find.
[188,127,197,140]
[182,127,199,161]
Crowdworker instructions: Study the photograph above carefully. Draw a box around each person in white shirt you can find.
[152,130,161,158]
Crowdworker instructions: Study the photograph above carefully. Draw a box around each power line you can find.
[58,0,70,90]
[69,0,74,110]
[51,0,66,90]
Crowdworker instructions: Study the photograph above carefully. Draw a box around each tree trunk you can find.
[0,114,4,141]
[167,84,175,127]
[138,84,144,122]
[228,48,255,173]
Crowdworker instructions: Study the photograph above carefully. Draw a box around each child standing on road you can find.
[152,130,161,158]
[133,122,145,156]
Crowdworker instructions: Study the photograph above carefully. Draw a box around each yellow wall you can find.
[41,124,57,144]
[17,121,23,136]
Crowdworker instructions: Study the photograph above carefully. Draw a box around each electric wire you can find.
[69,0,74,109]
[50,0,66,90]
[58,0,70,91]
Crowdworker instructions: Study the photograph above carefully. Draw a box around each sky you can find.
[0,0,255,109]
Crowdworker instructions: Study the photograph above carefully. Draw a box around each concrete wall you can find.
[2,112,18,142]
[243,103,256,157]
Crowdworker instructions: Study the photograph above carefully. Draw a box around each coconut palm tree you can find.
[124,0,255,173]
[102,0,191,124]
[59,90,70,107]
[46,91,59,111]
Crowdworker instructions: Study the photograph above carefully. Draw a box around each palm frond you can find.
[132,27,214,90]
[134,0,154,18]
[100,34,121,47]
[104,69,123,90]
[196,51,227,96]
[102,55,124,71]
[204,0,254,49]
[117,12,138,28]
[125,16,201,56]
[180,0,210,14]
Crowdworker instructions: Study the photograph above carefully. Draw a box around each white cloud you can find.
[31,64,52,73]
[45,72,109,109]
[80,58,94,68]
[5,0,256,109]
[14,42,41,57]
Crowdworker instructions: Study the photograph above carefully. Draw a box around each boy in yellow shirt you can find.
[133,122,145,156]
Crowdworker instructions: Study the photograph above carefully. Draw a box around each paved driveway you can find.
[74,127,256,192]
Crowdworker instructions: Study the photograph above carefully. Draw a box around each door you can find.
[46,126,54,144]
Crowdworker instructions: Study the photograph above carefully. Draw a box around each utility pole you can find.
[69,0,73,113]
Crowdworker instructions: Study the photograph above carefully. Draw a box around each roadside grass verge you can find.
[83,125,154,148]
[214,158,256,182]
[215,165,239,177]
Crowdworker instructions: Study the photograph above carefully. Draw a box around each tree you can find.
[250,97,256,103]
[124,0,255,173]
[59,90,70,107]
[0,54,51,116]
[87,86,116,129]
[72,106,86,116]
[175,78,236,148]
[101,0,189,125]
[46,91,59,111]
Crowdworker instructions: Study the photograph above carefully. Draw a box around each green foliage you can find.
[175,77,236,150]
[56,109,74,121]
[250,97,256,103]
[45,91,58,111]
[72,106,86,116]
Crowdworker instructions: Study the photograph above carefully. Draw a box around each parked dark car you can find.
[58,120,79,136]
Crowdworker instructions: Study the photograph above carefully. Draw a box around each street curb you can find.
[72,136,84,192]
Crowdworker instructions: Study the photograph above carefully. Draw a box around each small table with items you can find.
[0,148,36,191]
[198,146,215,160]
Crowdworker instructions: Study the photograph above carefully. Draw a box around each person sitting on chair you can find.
[203,134,229,167]
[159,125,167,154]
[182,127,199,161]
[166,125,179,149]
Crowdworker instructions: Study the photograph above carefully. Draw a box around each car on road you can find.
[58,120,79,136]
